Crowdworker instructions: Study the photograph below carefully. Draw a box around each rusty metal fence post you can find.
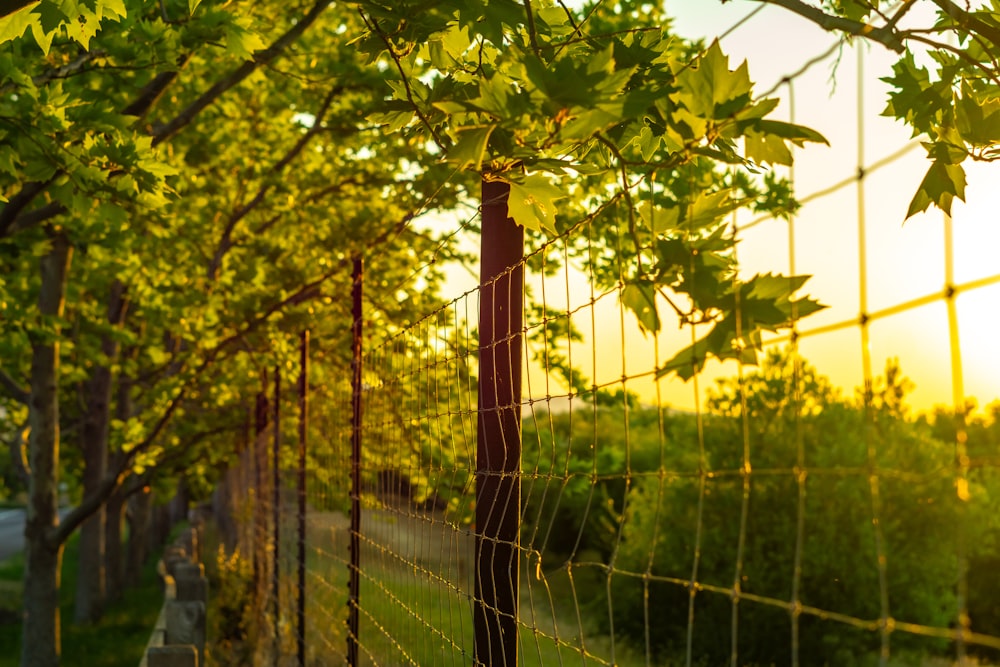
[272,365,281,629]
[254,391,268,596]
[475,178,524,667]
[348,259,363,665]
[297,331,309,667]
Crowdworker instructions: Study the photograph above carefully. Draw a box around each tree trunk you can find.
[21,231,72,667]
[125,486,152,587]
[74,281,126,624]
[107,352,135,599]
[103,487,126,602]
[168,478,189,526]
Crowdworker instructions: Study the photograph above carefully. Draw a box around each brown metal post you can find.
[254,389,268,594]
[348,258,363,666]
[474,178,524,667]
[297,331,309,667]
[272,365,281,628]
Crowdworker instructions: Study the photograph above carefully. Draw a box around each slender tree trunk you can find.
[74,281,127,624]
[125,486,152,587]
[103,485,126,602]
[21,231,72,667]
[107,349,135,598]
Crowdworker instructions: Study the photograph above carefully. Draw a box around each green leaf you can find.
[621,281,660,334]
[224,22,266,60]
[0,2,36,45]
[684,189,740,230]
[447,124,496,171]
[906,158,966,218]
[745,129,792,166]
[29,0,68,54]
[505,173,564,234]
[754,119,828,146]
[636,200,680,234]
[188,0,203,15]
[675,40,753,120]
[658,331,713,381]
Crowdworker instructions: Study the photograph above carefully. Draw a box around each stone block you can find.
[165,600,205,653]
[147,645,198,667]
[173,562,207,602]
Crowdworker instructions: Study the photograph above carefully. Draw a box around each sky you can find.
[433,1,1000,415]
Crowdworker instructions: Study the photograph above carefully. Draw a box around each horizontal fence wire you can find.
[216,19,1000,667]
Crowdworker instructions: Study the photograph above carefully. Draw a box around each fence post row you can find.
[348,258,364,665]
[297,331,309,667]
[475,178,524,667]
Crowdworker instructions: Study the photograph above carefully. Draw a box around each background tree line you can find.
[521,350,1000,666]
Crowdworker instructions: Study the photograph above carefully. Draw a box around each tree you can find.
[0,1,466,664]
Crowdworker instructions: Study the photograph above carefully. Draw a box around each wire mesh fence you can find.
[211,33,1000,667]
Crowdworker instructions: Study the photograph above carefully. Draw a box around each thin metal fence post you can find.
[475,178,524,667]
[297,331,309,667]
[348,258,363,665]
[273,365,281,630]
[254,388,268,612]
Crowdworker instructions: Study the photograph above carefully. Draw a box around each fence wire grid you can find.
[214,25,1000,667]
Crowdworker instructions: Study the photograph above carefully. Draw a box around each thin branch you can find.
[0,179,54,238]
[0,366,30,404]
[122,59,190,119]
[928,0,1000,48]
[753,0,905,52]
[151,0,333,146]
[522,0,543,60]
[904,33,1000,88]
[359,9,448,153]
[31,50,106,89]
[207,84,343,279]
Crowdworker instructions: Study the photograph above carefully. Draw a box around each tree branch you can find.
[207,84,343,279]
[0,0,36,18]
[0,180,54,238]
[928,0,1000,49]
[122,58,190,120]
[52,419,235,544]
[753,0,905,53]
[151,0,333,146]
[359,9,448,153]
[0,366,30,404]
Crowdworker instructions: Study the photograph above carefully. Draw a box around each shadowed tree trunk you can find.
[104,488,126,602]
[125,486,152,587]
[21,231,72,667]
[74,282,127,624]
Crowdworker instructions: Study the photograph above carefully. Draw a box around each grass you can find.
[284,508,649,667]
[0,526,177,667]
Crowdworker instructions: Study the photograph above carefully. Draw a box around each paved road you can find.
[0,508,72,562]
[0,508,27,562]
